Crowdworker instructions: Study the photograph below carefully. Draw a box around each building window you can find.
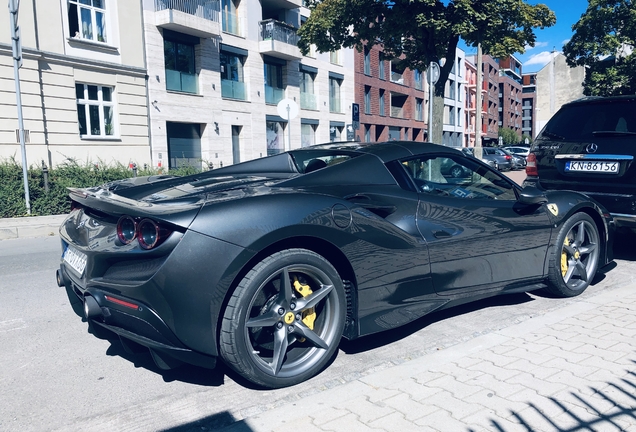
[447,79,455,100]
[221,51,246,100]
[330,49,341,65]
[300,70,316,110]
[264,62,284,105]
[390,61,404,84]
[329,77,342,113]
[379,90,385,117]
[364,47,371,75]
[68,0,107,42]
[222,0,240,35]
[414,69,423,90]
[301,123,316,147]
[75,83,115,137]
[379,53,385,80]
[364,86,371,114]
[364,124,371,142]
[164,35,198,94]
[416,98,423,121]
[267,121,285,155]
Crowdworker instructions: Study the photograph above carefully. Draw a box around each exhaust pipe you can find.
[56,269,66,287]
[83,296,102,319]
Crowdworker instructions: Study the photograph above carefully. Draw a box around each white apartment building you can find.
[0,0,150,168]
[441,48,465,147]
[142,0,354,170]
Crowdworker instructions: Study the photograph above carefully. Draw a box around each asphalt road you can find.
[1,233,635,432]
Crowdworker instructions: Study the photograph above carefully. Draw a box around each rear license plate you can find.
[565,161,619,173]
[63,246,87,276]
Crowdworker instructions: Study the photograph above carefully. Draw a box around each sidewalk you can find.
[0,214,66,240]
[223,282,636,432]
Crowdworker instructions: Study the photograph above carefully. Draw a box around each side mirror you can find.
[518,185,548,205]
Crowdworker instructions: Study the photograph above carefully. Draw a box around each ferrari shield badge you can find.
[547,203,559,216]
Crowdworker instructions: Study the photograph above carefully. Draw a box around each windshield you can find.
[541,100,636,141]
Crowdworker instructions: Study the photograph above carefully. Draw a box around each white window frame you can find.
[76,83,117,138]
[69,0,108,43]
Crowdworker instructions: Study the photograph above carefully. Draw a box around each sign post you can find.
[277,99,298,151]
[351,103,359,133]
[427,62,440,143]
[8,0,30,214]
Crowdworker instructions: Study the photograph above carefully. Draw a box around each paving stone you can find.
[339,395,395,424]
[463,388,529,419]
[467,358,523,381]
[367,411,424,432]
[464,373,529,399]
[573,343,630,362]
[460,411,527,432]
[382,393,437,421]
[541,357,599,379]
[270,416,324,432]
[472,350,520,367]
[383,378,443,402]
[415,408,477,430]
[426,389,484,420]
[320,413,385,432]
[506,358,562,380]
[364,388,401,404]
[528,335,586,352]
[506,371,568,397]
[424,374,483,399]
[538,345,593,364]
[309,406,350,426]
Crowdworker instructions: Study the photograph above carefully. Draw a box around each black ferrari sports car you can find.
[57,141,614,388]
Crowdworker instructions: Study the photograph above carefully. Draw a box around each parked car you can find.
[500,147,526,170]
[524,95,636,233]
[482,147,513,171]
[57,141,613,388]
[460,147,497,169]
[504,145,531,159]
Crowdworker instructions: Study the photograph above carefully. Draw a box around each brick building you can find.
[497,55,523,140]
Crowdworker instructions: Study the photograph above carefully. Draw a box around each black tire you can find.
[220,249,346,388]
[546,212,600,297]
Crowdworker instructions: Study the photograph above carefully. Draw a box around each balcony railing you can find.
[221,79,246,100]
[260,19,299,46]
[154,0,220,21]
[166,69,198,94]
[265,85,284,105]
[390,106,404,118]
[329,98,341,113]
[301,92,317,110]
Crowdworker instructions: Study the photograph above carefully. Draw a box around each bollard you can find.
[132,162,138,177]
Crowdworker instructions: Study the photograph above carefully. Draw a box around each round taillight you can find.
[138,219,160,250]
[117,216,137,244]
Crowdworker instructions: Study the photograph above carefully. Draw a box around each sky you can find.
[460,0,591,73]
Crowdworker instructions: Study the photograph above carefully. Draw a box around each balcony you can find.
[166,69,198,94]
[300,92,317,110]
[222,79,246,100]
[390,106,404,118]
[265,85,284,105]
[154,0,221,38]
[222,10,242,36]
[259,19,301,60]
[262,0,302,8]
[329,98,341,113]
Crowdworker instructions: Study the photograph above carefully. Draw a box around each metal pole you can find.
[473,42,483,160]
[9,0,31,214]
[428,62,434,142]
[286,104,291,151]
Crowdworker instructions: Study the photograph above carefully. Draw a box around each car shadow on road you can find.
[340,291,535,355]
[613,232,636,261]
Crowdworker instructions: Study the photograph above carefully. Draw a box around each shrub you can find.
[0,158,205,218]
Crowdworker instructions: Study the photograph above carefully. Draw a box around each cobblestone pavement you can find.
[220,282,636,432]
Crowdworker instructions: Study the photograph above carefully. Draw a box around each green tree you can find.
[298,0,555,144]
[498,127,520,145]
[563,0,636,96]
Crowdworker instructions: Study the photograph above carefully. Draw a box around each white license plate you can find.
[63,246,87,276]
[565,161,619,173]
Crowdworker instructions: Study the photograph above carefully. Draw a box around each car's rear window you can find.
[289,150,359,173]
[541,100,636,141]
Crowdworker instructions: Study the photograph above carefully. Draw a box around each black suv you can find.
[524,95,636,232]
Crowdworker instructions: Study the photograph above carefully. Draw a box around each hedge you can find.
[0,157,202,218]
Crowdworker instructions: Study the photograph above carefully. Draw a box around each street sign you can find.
[346,124,354,141]
[428,62,440,85]
[352,103,359,130]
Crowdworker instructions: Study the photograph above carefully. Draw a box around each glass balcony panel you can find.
[301,92,317,110]
[329,98,341,113]
[222,79,246,100]
[265,85,284,105]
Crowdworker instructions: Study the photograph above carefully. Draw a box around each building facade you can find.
[441,49,465,147]
[0,0,150,167]
[142,0,354,170]
[354,44,428,143]
[466,54,500,146]
[521,72,537,140]
[497,55,523,139]
[534,52,585,134]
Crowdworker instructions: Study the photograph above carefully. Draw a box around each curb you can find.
[0,214,67,240]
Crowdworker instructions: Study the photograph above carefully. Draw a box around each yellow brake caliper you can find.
[293,278,316,331]
[561,237,570,277]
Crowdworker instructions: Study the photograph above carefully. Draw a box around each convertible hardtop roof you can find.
[299,140,462,163]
